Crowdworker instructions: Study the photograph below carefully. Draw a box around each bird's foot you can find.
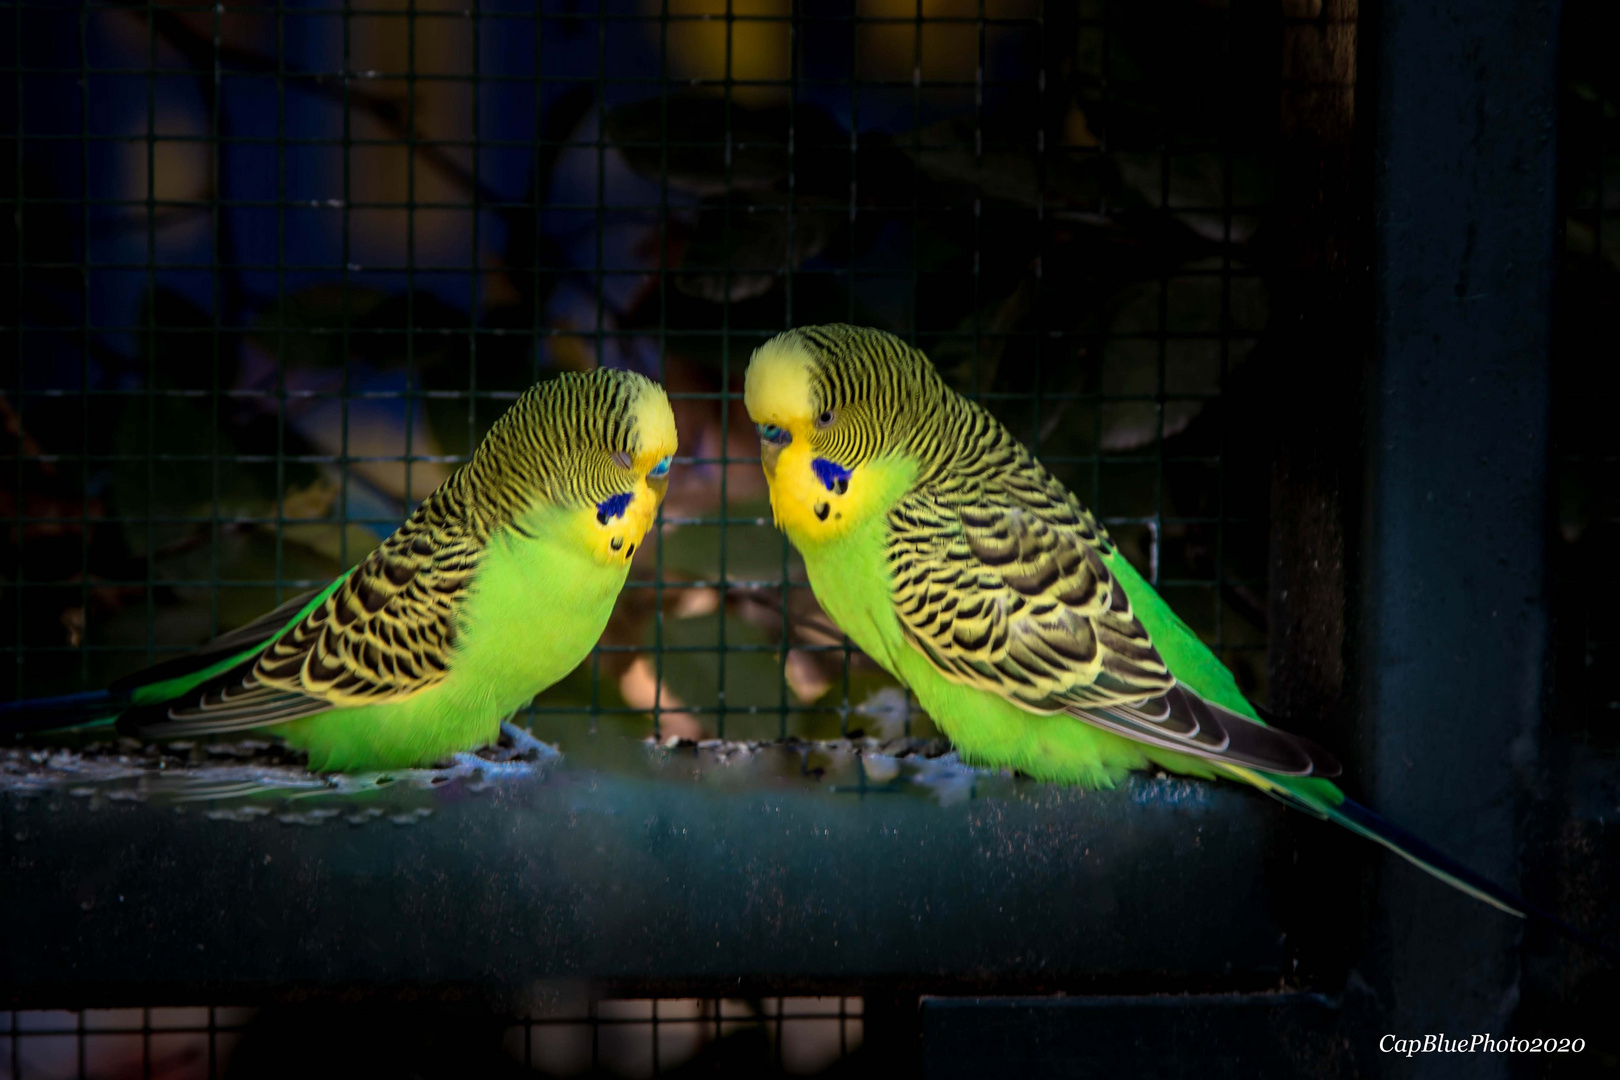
[450,751,541,779]
[497,720,562,763]
[445,723,561,778]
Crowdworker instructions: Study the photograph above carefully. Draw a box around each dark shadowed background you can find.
[1,0,1615,1076]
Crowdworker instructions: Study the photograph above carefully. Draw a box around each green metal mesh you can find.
[2,1,1275,756]
[2,1,1288,1072]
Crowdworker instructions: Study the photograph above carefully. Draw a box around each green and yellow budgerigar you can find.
[744,323,1532,918]
[1,368,677,772]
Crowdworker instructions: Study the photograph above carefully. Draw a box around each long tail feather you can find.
[1328,797,1524,916]
[1224,764,1618,961]
[0,690,128,735]
[1332,798,1618,961]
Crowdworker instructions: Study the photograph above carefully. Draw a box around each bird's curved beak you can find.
[759,441,783,482]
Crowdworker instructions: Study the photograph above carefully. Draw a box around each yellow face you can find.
[743,336,908,544]
[582,380,679,566]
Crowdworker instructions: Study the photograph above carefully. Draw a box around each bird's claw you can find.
[498,720,561,762]
[450,751,540,779]
[444,723,560,779]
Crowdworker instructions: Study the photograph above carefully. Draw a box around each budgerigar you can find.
[1,369,676,772]
[744,323,1537,918]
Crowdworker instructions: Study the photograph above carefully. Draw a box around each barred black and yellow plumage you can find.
[743,323,1568,925]
[3,368,678,772]
[749,324,1328,775]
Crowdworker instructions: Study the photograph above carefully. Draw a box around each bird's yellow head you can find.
[478,368,677,565]
[743,325,935,544]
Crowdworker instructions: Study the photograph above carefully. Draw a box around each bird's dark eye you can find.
[648,455,672,479]
[612,451,633,469]
[815,411,835,428]
[757,423,792,446]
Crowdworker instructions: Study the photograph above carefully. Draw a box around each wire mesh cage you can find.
[5,0,1608,1076]
[2,1,1288,1073]
[1,0,1276,738]
[3,998,867,1078]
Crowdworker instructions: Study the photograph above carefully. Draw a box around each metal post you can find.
[1363,0,1558,1072]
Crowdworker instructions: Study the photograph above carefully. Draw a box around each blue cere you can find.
[596,492,633,524]
[649,455,672,478]
[757,423,791,445]
[812,457,852,492]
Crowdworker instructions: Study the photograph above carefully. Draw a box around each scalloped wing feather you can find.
[139,490,484,737]
[887,432,1339,778]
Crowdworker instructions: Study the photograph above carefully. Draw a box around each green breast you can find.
[276,519,629,771]
[797,511,911,677]
[452,522,629,711]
